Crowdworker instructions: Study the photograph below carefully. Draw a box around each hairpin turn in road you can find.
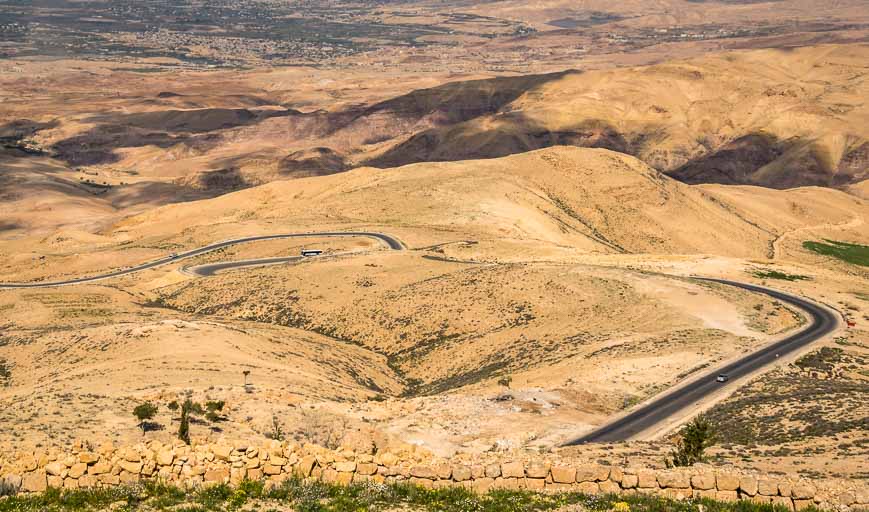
[1,236,838,445]
[0,232,404,288]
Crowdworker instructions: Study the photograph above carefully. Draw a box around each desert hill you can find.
[4,146,865,287]
[2,45,866,218]
[101,147,865,263]
[1,145,867,457]
[363,45,869,189]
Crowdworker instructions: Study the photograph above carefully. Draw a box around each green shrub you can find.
[132,402,158,436]
[669,414,716,467]
[205,400,225,412]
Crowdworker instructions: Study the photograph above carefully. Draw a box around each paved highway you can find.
[0,232,404,288]
[563,278,840,445]
[1,238,838,444]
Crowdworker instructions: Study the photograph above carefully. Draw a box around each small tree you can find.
[133,402,158,436]
[267,414,285,441]
[167,401,179,412]
[178,399,194,444]
[497,375,512,388]
[669,414,715,467]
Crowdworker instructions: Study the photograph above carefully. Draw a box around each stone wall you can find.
[1,440,866,511]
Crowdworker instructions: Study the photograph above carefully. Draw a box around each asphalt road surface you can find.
[2,239,838,444]
[0,232,404,288]
[563,278,840,445]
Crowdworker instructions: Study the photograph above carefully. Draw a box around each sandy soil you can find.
[2,27,868,483]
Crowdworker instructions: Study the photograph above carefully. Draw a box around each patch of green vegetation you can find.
[750,269,810,281]
[795,347,844,373]
[803,239,869,267]
[0,478,807,512]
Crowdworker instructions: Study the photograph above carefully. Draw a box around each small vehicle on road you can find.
[716,374,729,383]
[170,253,179,259]
[301,249,323,257]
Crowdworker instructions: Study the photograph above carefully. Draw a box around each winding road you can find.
[564,278,840,445]
[0,232,403,288]
[0,233,839,444]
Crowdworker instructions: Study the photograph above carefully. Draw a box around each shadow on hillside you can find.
[344,70,580,126]
[670,133,787,185]
[364,113,645,169]
[671,133,868,189]
[82,107,298,133]
[107,168,251,209]
[312,70,584,150]
[0,221,20,233]
[50,108,300,167]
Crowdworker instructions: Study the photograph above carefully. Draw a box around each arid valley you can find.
[0,2,868,511]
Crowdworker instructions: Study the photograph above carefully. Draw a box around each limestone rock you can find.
[577,481,600,494]
[621,474,639,489]
[297,455,317,476]
[410,465,436,480]
[452,465,472,482]
[204,468,229,483]
[551,466,576,484]
[68,463,87,479]
[262,464,281,475]
[88,463,111,475]
[600,480,620,494]
[335,461,357,473]
[156,450,174,466]
[526,462,549,479]
[657,471,689,489]
[609,466,624,484]
[526,478,545,490]
[792,482,816,500]
[213,445,233,461]
[119,461,142,474]
[691,473,716,490]
[637,471,657,488]
[435,463,452,480]
[576,465,609,483]
[78,453,99,465]
[501,461,524,479]
[716,472,740,492]
[485,463,501,478]
[758,479,778,496]
[122,449,141,463]
[21,470,48,492]
[45,462,64,477]
[47,475,63,488]
[357,463,377,476]
[740,476,759,496]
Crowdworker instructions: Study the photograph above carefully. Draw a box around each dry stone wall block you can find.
[716,473,740,492]
[501,461,524,479]
[691,473,716,490]
[552,466,576,484]
[21,470,47,493]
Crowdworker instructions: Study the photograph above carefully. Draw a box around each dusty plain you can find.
[0,0,867,490]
